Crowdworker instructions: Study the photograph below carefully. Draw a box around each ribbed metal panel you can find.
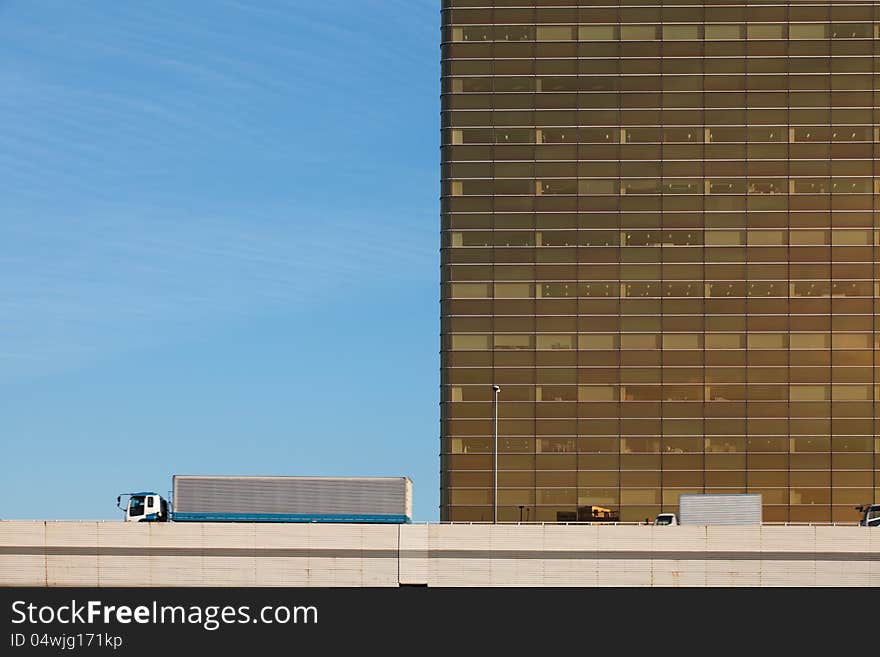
[172,476,411,519]
[679,494,762,526]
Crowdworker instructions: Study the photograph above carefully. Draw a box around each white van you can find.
[654,513,678,526]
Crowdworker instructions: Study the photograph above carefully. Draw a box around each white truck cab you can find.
[857,504,880,527]
[654,513,678,526]
[118,492,168,522]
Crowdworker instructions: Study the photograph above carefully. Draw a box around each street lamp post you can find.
[492,384,501,523]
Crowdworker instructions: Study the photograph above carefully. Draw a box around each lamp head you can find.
[492,385,501,393]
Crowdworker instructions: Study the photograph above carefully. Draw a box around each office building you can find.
[441,1,880,522]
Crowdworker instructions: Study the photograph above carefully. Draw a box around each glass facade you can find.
[440,1,880,523]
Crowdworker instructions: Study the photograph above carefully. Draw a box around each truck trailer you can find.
[678,493,762,526]
[118,475,413,524]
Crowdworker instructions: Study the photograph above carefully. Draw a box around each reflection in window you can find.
[538,231,577,246]
[494,25,533,42]
[748,179,785,195]
[708,127,747,143]
[747,282,785,297]
[451,335,490,350]
[664,386,702,402]
[580,231,618,246]
[539,283,577,298]
[450,283,490,298]
[832,385,871,401]
[537,438,576,453]
[705,438,744,453]
[790,385,829,401]
[790,334,829,350]
[748,334,786,349]
[621,179,660,195]
[494,334,532,350]
[494,128,534,144]
[578,334,616,350]
[537,386,577,402]
[578,179,618,195]
[831,24,872,39]
[450,78,491,93]
[833,334,871,349]
[622,385,660,402]
[830,230,871,246]
[831,179,871,194]
[537,77,577,93]
[624,231,697,247]
[620,25,658,41]
[748,127,785,142]
[579,25,616,41]
[789,24,828,40]
[536,26,574,41]
[579,283,616,298]
[704,24,744,40]
[494,77,534,93]
[620,334,659,350]
[579,386,617,402]
[663,25,700,40]
[748,24,785,40]
[538,128,575,144]
[707,385,746,401]
[662,127,701,143]
[831,127,872,142]
[493,231,534,247]
[451,27,491,42]
[536,334,574,350]
[501,438,534,453]
[623,128,662,143]
[789,230,827,246]
[664,180,700,194]
[831,282,872,297]
[791,282,830,298]
[664,283,701,297]
[707,180,746,194]
[495,283,533,298]
[706,334,744,350]
[451,438,492,454]
[790,437,830,453]
[621,438,660,453]
[663,334,701,350]
[537,179,578,195]
[705,230,744,246]
[579,127,618,143]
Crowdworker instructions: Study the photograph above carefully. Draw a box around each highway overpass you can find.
[2,521,878,587]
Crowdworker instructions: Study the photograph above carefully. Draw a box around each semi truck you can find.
[117,475,413,524]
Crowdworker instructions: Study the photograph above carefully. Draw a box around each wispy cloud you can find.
[0,1,440,380]
[0,202,436,380]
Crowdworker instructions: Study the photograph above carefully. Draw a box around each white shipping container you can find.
[679,494,762,526]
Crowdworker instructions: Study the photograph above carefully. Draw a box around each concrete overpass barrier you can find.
[2,521,879,587]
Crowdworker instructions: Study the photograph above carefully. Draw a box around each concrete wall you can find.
[2,521,879,587]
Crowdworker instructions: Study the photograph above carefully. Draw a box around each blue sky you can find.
[0,1,441,520]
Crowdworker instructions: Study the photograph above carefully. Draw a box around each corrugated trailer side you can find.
[172,475,412,523]
[679,494,762,526]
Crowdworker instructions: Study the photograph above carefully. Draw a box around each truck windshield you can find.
[655,516,673,525]
[129,496,145,517]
